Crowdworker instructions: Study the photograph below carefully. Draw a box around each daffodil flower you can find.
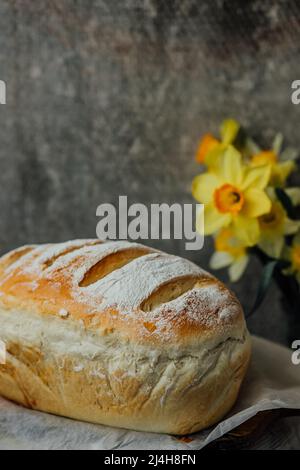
[250,133,297,187]
[195,133,219,164]
[192,145,272,246]
[210,228,249,282]
[195,119,240,166]
[283,232,300,283]
[258,190,300,259]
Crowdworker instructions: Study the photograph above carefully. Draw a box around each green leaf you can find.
[246,260,278,318]
[275,187,296,219]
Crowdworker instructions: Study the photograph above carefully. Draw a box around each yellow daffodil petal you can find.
[220,119,240,145]
[241,164,271,190]
[210,251,233,270]
[271,161,296,186]
[242,188,271,218]
[192,173,220,204]
[204,203,231,235]
[251,150,277,166]
[232,215,260,246]
[228,256,249,282]
[220,146,243,186]
[215,227,247,258]
[204,144,225,170]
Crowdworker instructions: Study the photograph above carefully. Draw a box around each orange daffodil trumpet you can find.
[192,146,272,247]
[192,119,300,283]
[195,133,219,164]
[195,118,240,166]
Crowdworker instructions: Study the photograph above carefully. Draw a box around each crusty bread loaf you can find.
[0,239,251,435]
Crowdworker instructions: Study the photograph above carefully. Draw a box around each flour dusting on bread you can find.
[0,240,242,341]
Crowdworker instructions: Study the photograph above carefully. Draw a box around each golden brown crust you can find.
[0,240,244,346]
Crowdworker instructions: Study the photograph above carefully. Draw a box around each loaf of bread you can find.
[0,239,251,435]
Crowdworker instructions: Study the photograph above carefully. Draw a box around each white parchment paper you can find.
[0,336,299,450]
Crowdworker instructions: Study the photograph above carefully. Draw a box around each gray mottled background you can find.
[0,0,300,344]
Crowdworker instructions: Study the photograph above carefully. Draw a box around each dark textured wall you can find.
[0,0,300,344]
